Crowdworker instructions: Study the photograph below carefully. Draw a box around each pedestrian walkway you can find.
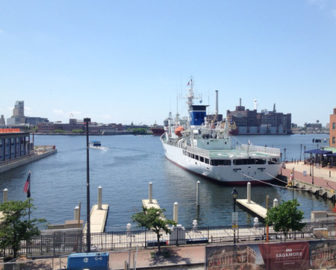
[109,245,204,269]
[285,161,336,183]
[283,162,336,190]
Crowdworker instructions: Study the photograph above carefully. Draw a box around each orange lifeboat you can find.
[175,126,184,137]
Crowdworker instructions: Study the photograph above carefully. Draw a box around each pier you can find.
[236,199,267,219]
[0,145,57,173]
[236,182,268,220]
[84,186,109,233]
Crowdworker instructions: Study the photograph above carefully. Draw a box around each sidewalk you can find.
[283,162,336,190]
[10,245,205,269]
[109,245,205,269]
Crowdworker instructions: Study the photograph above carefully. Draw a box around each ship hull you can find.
[161,139,282,184]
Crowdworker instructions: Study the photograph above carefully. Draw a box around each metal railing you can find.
[1,220,335,259]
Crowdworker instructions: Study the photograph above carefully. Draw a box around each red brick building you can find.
[330,108,336,148]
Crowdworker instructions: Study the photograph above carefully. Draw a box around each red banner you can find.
[259,242,309,270]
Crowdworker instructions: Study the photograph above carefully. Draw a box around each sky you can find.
[0,0,335,126]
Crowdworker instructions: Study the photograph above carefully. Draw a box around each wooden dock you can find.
[236,199,267,219]
[83,204,109,233]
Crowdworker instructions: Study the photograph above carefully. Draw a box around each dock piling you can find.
[98,186,102,210]
[273,198,278,208]
[266,195,269,209]
[173,202,178,223]
[247,182,251,203]
[3,188,8,203]
[196,181,200,206]
[148,182,152,204]
[74,206,79,220]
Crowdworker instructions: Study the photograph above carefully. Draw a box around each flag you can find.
[24,172,31,198]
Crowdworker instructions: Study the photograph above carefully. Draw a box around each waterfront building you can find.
[330,108,336,148]
[0,128,32,163]
[0,115,5,127]
[25,116,49,126]
[7,101,25,125]
[7,101,48,126]
[226,99,291,135]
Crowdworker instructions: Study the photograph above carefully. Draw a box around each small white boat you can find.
[90,141,102,149]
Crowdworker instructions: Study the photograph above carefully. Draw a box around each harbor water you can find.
[0,134,332,230]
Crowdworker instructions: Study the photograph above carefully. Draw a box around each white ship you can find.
[160,81,282,184]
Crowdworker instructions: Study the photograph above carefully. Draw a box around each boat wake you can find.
[90,146,109,152]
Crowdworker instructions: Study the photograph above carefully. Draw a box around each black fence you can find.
[2,219,335,259]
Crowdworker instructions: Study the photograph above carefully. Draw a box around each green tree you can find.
[71,129,84,134]
[0,200,46,258]
[53,129,65,134]
[132,207,176,253]
[265,199,305,240]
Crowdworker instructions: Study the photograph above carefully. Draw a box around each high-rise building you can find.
[13,101,24,117]
[0,115,5,127]
[7,100,48,126]
[330,108,336,148]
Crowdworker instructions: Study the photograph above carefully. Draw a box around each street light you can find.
[84,117,91,252]
[126,223,132,268]
[231,187,238,244]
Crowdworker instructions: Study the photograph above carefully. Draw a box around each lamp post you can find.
[231,187,238,245]
[300,144,302,161]
[127,223,132,268]
[84,117,91,252]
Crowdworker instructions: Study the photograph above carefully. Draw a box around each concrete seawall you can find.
[0,146,57,173]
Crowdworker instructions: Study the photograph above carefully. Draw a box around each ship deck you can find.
[208,149,277,159]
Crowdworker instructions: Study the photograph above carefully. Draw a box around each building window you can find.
[333,123,336,129]
[333,137,336,144]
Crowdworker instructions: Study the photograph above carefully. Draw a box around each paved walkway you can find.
[109,245,204,269]
[10,245,205,269]
[283,162,336,190]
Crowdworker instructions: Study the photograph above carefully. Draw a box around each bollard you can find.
[253,217,259,228]
[273,198,278,208]
[247,182,251,203]
[192,219,198,230]
[196,181,200,206]
[173,202,178,223]
[3,188,8,203]
[74,206,79,220]
[266,195,269,209]
[149,182,152,204]
[98,186,102,210]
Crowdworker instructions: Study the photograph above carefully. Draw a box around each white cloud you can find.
[52,109,82,119]
[53,109,65,116]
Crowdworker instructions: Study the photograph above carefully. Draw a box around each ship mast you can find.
[187,78,194,112]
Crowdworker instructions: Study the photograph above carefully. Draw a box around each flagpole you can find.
[29,171,31,223]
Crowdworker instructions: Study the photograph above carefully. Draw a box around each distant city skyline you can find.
[1,0,335,125]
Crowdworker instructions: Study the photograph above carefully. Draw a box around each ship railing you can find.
[186,146,210,157]
[240,144,280,156]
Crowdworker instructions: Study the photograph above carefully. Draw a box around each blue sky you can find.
[0,0,335,125]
